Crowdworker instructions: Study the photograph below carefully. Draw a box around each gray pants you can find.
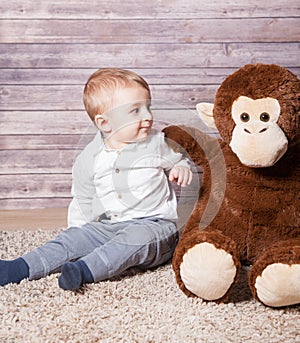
[22,217,178,282]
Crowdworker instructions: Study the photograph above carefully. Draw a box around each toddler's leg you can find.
[0,223,109,286]
[58,218,178,290]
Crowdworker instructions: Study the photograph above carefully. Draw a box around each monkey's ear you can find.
[196,103,217,130]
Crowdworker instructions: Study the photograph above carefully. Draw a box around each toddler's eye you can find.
[130,108,140,115]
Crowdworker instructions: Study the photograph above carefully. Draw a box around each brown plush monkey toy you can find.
[164,64,300,307]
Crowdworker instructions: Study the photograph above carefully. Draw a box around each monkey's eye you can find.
[260,112,270,122]
[240,112,250,122]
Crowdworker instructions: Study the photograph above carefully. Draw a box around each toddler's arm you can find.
[68,164,95,227]
[68,150,96,227]
[159,131,193,187]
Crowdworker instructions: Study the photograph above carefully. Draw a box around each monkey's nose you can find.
[259,128,268,133]
[244,127,268,134]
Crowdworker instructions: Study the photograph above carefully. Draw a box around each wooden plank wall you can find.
[0,0,300,209]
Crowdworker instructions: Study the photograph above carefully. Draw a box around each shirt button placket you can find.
[114,167,121,199]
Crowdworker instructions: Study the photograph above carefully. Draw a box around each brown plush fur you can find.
[164,64,300,307]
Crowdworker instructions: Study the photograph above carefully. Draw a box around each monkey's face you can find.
[229,96,288,167]
[199,64,300,168]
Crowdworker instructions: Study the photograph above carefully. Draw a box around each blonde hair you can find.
[83,68,151,121]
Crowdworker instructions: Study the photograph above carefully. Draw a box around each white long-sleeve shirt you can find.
[68,130,190,227]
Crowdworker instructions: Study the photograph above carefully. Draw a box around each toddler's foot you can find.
[0,258,29,286]
[58,260,94,291]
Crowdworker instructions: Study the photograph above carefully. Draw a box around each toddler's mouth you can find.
[140,125,152,131]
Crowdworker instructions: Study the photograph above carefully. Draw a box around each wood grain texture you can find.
[0,150,75,174]
[0,111,90,135]
[0,0,299,19]
[0,134,94,150]
[2,18,299,43]
[1,68,299,85]
[0,174,72,198]
[0,68,251,85]
[0,0,299,209]
[0,198,71,210]
[1,43,299,68]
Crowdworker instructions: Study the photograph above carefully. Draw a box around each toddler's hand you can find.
[169,166,193,187]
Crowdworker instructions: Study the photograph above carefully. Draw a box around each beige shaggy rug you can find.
[0,229,299,343]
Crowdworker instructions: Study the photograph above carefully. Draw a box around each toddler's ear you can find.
[196,103,217,130]
[95,114,111,132]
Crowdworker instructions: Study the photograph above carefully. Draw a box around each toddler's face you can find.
[104,85,153,147]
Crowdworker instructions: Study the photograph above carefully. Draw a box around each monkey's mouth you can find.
[236,141,288,168]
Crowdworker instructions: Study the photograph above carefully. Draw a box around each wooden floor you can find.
[0,208,68,231]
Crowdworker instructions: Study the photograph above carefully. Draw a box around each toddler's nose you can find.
[142,108,153,121]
